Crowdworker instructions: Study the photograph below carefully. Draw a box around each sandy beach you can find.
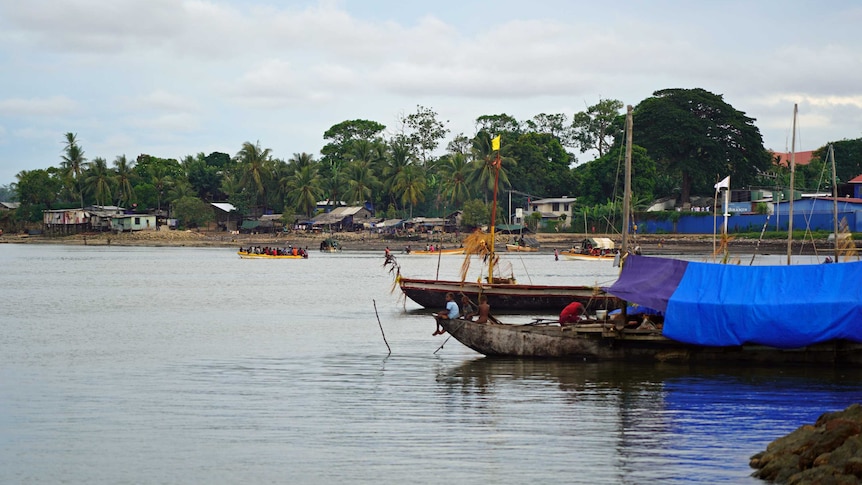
[0,228,838,256]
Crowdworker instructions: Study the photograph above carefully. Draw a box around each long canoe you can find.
[237,251,307,259]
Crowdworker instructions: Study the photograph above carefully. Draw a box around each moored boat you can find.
[407,247,465,255]
[238,248,308,259]
[505,244,539,252]
[399,277,618,312]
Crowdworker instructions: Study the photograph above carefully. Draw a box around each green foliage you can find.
[321,119,386,165]
[401,105,449,165]
[171,196,214,229]
[572,98,624,157]
[526,211,543,232]
[461,199,489,228]
[633,88,772,204]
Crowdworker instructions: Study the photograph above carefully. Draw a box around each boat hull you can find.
[506,244,539,252]
[408,248,465,255]
[560,252,615,261]
[399,278,618,312]
[438,317,862,364]
[237,251,307,259]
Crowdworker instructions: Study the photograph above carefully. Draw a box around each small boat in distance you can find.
[406,247,465,255]
[560,237,618,261]
[238,246,308,259]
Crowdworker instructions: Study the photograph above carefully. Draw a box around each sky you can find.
[1,0,861,187]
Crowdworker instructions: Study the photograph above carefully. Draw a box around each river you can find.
[1,244,859,484]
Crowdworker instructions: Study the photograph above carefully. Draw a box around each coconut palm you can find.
[235,141,274,213]
[113,155,136,207]
[437,153,472,207]
[61,132,86,208]
[83,157,115,207]
[320,160,348,211]
[343,159,379,205]
[392,163,426,218]
[286,165,323,217]
[381,137,415,210]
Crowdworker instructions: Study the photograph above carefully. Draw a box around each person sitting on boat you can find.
[434,292,459,336]
[475,295,491,324]
[559,301,585,326]
[460,295,476,320]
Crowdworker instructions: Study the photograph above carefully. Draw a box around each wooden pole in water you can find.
[372,299,391,355]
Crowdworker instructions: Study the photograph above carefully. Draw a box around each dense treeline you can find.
[2,88,861,232]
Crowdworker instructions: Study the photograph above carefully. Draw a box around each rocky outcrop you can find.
[750,403,862,484]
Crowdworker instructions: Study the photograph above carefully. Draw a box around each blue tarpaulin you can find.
[604,255,862,348]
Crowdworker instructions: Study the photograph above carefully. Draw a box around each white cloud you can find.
[0,96,79,116]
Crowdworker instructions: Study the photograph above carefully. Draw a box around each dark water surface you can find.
[1,244,860,484]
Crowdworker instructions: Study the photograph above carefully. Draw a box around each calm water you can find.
[1,244,860,484]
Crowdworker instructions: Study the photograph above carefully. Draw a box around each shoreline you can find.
[0,229,839,256]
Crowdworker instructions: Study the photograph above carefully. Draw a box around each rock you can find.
[751,404,862,484]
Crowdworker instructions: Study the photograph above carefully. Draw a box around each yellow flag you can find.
[491,135,501,151]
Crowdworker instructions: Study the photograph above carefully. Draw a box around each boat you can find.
[505,244,538,252]
[320,237,342,252]
[559,237,618,261]
[388,133,620,312]
[400,277,617,312]
[238,248,308,259]
[432,105,862,364]
[436,251,862,363]
[407,247,466,255]
[506,235,540,252]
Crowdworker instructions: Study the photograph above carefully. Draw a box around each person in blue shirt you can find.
[434,292,460,335]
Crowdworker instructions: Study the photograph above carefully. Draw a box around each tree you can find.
[171,196,214,229]
[83,157,115,207]
[812,138,862,183]
[505,132,572,199]
[468,132,513,203]
[61,132,86,208]
[392,163,426,217]
[286,165,323,217]
[16,169,62,213]
[235,141,274,213]
[461,199,490,228]
[475,114,521,136]
[525,113,572,147]
[633,88,772,204]
[113,155,136,207]
[343,159,379,205]
[437,153,472,207]
[571,99,624,158]
[399,105,449,165]
[321,119,386,165]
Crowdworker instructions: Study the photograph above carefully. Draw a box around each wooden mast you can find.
[488,136,502,283]
[829,144,839,261]
[621,105,633,255]
[786,103,797,265]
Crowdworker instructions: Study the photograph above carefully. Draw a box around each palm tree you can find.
[61,132,86,208]
[392,163,426,218]
[113,155,136,207]
[437,153,472,207]
[381,137,414,210]
[149,165,173,213]
[344,159,379,205]
[287,165,324,217]
[288,152,316,170]
[236,141,274,213]
[319,160,348,211]
[83,157,114,207]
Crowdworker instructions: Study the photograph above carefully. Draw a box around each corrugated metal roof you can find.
[211,202,237,212]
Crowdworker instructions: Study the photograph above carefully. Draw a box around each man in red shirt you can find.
[559,301,585,325]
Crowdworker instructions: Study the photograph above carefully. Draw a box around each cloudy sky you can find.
[1,0,860,186]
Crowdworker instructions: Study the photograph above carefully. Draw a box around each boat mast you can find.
[786,103,797,265]
[829,144,839,261]
[488,136,502,283]
[621,105,633,255]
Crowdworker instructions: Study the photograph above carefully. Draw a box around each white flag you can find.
[714,176,730,190]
